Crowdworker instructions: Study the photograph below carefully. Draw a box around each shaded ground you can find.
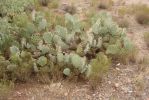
[7,0,149,100]
[7,65,149,100]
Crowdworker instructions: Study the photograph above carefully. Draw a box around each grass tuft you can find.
[132,4,149,25]
[144,32,149,47]
[98,0,113,9]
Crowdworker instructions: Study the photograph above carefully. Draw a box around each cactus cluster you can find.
[0,0,134,82]
[0,0,34,16]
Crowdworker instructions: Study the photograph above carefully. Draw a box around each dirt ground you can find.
[7,0,149,100]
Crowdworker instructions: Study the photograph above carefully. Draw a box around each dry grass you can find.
[144,32,149,47]
[118,4,149,25]
[98,0,113,9]
[38,0,49,6]
[63,4,77,15]
[91,0,99,7]
[138,56,149,72]
[48,0,59,9]
[131,4,149,25]
[83,8,96,30]
[114,46,138,64]
[134,74,145,92]
[91,0,113,9]
[0,80,14,100]
[114,17,129,28]
[44,11,65,29]
[118,6,131,16]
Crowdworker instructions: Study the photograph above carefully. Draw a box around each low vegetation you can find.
[0,80,13,100]
[91,0,113,9]
[114,17,129,28]
[98,0,113,9]
[132,4,149,25]
[144,32,149,47]
[0,0,137,92]
[63,4,77,15]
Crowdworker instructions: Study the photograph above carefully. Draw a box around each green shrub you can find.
[87,52,110,79]
[0,0,136,85]
[0,0,35,16]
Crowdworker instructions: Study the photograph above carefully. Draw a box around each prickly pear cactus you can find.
[63,68,71,76]
[10,46,20,55]
[38,18,47,31]
[43,32,53,44]
[0,6,135,82]
[37,56,48,66]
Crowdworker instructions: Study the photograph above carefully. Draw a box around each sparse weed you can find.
[117,46,138,64]
[118,7,131,16]
[63,4,77,15]
[115,17,129,28]
[132,4,149,25]
[144,32,149,47]
[38,0,49,6]
[134,74,145,91]
[48,12,65,28]
[138,55,149,71]
[0,80,14,100]
[91,0,99,7]
[88,53,111,88]
[48,0,59,9]
[98,0,113,9]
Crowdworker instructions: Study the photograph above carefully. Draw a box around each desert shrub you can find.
[144,32,149,47]
[136,12,149,25]
[0,18,15,53]
[115,17,129,28]
[63,4,77,15]
[0,0,35,16]
[0,80,13,100]
[84,8,97,30]
[45,11,65,29]
[0,47,34,82]
[38,0,49,6]
[0,12,135,83]
[132,4,149,25]
[98,0,113,9]
[91,0,99,7]
[87,52,111,88]
[48,0,59,9]
[0,0,135,86]
[118,6,131,16]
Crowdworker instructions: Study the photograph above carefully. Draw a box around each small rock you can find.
[93,94,96,96]
[17,92,21,95]
[108,81,112,84]
[114,83,120,88]
[127,78,131,83]
[50,84,56,88]
[128,90,133,93]
[121,87,132,93]
[116,67,120,71]
[56,82,61,87]
[116,63,121,66]
[64,92,68,96]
